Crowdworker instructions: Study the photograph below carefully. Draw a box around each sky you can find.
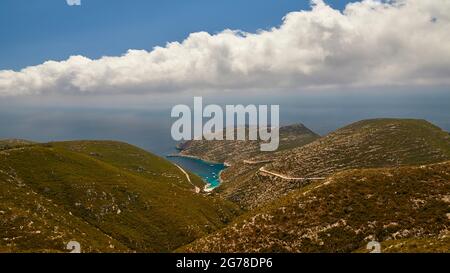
[0,0,357,71]
[0,0,449,154]
[1,0,449,96]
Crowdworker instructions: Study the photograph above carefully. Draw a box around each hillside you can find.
[179,124,320,165]
[2,119,448,253]
[0,139,35,151]
[268,119,450,177]
[181,161,450,253]
[215,119,450,209]
[178,124,321,209]
[0,141,240,253]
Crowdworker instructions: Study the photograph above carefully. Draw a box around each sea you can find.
[168,156,226,189]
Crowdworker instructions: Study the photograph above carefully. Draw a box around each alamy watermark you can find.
[171,97,280,151]
[367,240,381,253]
[67,241,81,253]
[66,0,81,6]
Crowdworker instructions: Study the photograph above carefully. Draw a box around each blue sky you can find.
[0,0,358,70]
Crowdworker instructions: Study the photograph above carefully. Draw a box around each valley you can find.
[0,141,240,252]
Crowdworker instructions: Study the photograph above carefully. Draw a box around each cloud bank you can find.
[1,0,450,96]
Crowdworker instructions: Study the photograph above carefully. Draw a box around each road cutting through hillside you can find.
[174,164,201,193]
[259,167,325,181]
[243,160,274,165]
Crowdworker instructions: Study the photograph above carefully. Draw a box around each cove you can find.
[167,156,227,190]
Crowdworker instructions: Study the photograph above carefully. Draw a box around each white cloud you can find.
[66,0,81,6]
[1,0,450,96]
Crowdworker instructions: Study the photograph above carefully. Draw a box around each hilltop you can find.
[0,139,35,151]
[0,140,240,253]
[268,119,450,177]
[208,119,450,209]
[181,161,450,253]
[179,124,320,165]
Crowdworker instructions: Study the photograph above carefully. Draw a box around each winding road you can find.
[174,164,201,193]
[243,160,274,165]
[259,167,325,181]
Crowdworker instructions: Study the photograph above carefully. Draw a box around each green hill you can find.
[2,119,449,253]
[181,161,450,253]
[216,119,450,209]
[179,124,320,165]
[0,139,35,151]
[269,119,450,177]
[178,124,321,209]
[0,141,240,253]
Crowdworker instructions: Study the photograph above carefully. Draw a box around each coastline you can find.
[203,168,226,192]
[167,153,223,165]
[167,153,232,167]
[167,152,229,192]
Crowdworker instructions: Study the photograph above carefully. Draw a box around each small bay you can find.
[167,156,226,189]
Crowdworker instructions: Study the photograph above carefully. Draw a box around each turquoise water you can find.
[167,156,226,189]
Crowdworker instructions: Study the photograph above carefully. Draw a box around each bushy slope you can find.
[179,124,320,209]
[0,139,35,151]
[377,233,450,253]
[0,170,129,253]
[179,124,319,165]
[217,119,450,209]
[182,161,450,253]
[52,141,206,188]
[269,119,450,177]
[0,141,240,253]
